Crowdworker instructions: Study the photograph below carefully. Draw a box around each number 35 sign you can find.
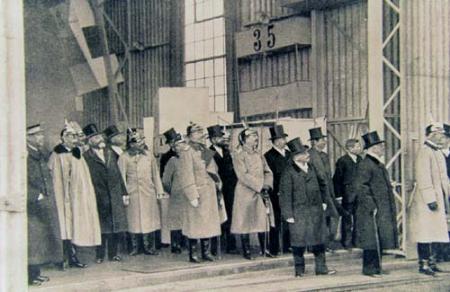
[235,17,311,59]
[252,24,276,52]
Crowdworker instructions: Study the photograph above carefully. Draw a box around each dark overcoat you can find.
[210,145,237,220]
[279,162,327,247]
[333,154,361,204]
[27,147,63,265]
[83,147,128,234]
[353,154,398,250]
[308,148,339,217]
[264,148,291,219]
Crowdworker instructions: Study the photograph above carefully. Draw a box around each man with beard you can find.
[409,123,449,275]
[48,121,101,269]
[231,127,275,260]
[280,138,336,277]
[264,124,291,255]
[103,125,127,160]
[333,139,363,249]
[118,128,164,256]
[307,127,341,250]
[207,124,238,255]
[83,124,129,263]
[353,131,398,277]
[26,124,62,285]
[176,122,225,263]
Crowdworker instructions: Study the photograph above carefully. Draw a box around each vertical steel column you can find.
[0,0,27,290]
[367,0,384,136]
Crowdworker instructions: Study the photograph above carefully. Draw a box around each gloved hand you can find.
[286,218,295,224]
[322,203,327,211]
[261,185,272,193]
[190,198,199,208]
[428,201,438,211]
[123,195,130,206]
[260,190,270,200]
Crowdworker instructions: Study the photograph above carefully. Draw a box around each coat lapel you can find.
[87,149,106,166]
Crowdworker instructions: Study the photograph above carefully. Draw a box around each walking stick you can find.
[263,195,271,258]
[372,209,382,271]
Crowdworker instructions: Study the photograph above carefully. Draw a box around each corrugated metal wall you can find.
[402,0,450,187]
[238,47,311,92]
[313,1,369,169]
[83,0,175,129]
[238,0,295,25]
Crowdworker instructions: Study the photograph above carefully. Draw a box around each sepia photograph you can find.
[0,0,449,291]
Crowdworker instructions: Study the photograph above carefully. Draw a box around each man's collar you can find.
[425,139,442,150]
[27,144,38,152]
[213,145,223,157]
[366,151,384,164]
[111,145,123,156]
[348,153,358,163]
[294,161,308,173]
[273,146,286,157]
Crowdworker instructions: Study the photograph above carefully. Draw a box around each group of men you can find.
[26,117,450,285]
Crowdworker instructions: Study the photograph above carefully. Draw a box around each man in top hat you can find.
[231,127,275,260]
[307,127,341,249]
[83,124,129,263]
[48,121,101,269]
[264,124,291,255]
[353,131,398,277]
[176,122,225,263]
[333,138,363,249]
[103,125,127,160]
[161,128,188,254]
[409,123,450,275]
[280,137,337,277]
[26,124,62,285]
[207,124,238,255]
[118,128,164,256]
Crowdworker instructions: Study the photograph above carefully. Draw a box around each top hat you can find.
[164,128,183,144]
[207,125,225,138]
[186,122,204,136]
[444,123,450,137]
[287,137,308,155]
[27,124,43,135]
[361,131,385,149]
[103,125,122,140]
[308,127,327,140]
[83,123,101,138]
[269,125,288,140]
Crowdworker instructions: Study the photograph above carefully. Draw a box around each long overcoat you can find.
[231,146,275,234]
[279,162,328,247]
[308,148,339,217]
[177,145,223,239]
[333,154,361,204]
[264,148,291,220]
[48,144,101,246]
[27,147,63,265]
[118,149,163,234]
[353,154,398,250]
[409,142,450,243]
[162,156,185,231]
[83,147,128,234]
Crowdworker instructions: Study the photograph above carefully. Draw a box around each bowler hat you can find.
[163,128,183,144]
[269,125,288,140]
[287,137,308,155]
[207,125,225,138]
[83,123,101,138]
[308,127,327,140]
[103,125,121,140]
[362,131,385,149]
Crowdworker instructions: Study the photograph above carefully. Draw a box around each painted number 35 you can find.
[253,24,275,52]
